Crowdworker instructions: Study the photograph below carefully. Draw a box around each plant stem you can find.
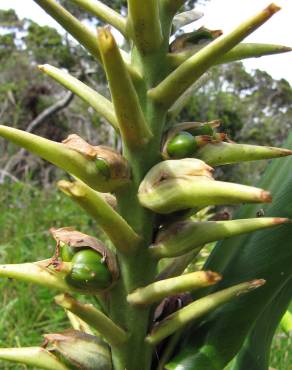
[107,53,168,369]
[127,0,163,53]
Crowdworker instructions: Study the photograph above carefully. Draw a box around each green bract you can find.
[167,131,197,158]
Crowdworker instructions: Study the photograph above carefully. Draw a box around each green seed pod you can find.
[50,227,119,291]
[95,157,111,179]
[60,241,75,262]
[188,124,214,136]
[67,249,113,290]
[167,131,197,158]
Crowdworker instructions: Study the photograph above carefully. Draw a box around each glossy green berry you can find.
[167,131,197,159]
[95,157,111,179]
[67,249,112,290]
[60,242,75,262]
[188,124,213,136]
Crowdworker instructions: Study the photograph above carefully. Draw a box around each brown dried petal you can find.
[62,134,130,180]
[62,134,97,159]
[170,27,223,53]
[94,146,130,180]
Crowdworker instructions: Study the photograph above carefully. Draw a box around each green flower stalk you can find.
[1,1,292,369]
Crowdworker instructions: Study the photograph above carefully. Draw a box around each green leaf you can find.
[165,134,292,369]
[232,277,292,370]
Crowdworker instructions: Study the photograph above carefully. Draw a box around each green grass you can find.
[0,181,105,369]
[0,182,291,369]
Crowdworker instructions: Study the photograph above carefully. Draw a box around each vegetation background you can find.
[0,1,291,368]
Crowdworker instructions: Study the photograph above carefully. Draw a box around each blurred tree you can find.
[0,9,111,184]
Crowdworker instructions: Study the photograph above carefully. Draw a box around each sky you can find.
[1,0,291,83]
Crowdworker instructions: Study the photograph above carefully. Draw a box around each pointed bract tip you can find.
[249,279,266,290]
[236,279,266,296]
[281,148,292,155]
[266,3,281,14]
[261,190,272,203]
[273,217,290,225]
[205,271,222,283]
[97,27,115,48]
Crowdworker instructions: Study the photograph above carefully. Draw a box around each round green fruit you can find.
[67,249,112,290]
[167,131,197,159]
